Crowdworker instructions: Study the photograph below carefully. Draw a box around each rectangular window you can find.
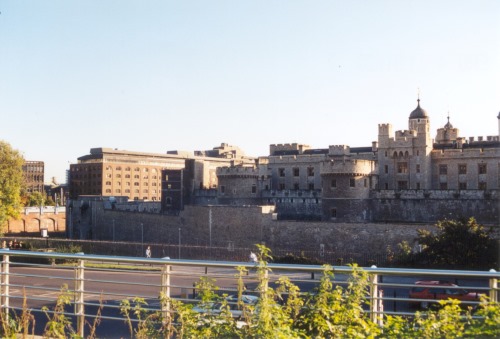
[220,185,225,194]
[364,178,367,187]
[397,162,408,174]
[294,183,299,190]
[279,183,286,190]
[397,181,408,190]
[384,183,389,189]
[279,168,285,177]
[440,182,448,190]
[307,167,314,176]
[459,182,467,190]
[331,208,337,218]
[479,182,487,190]
[416,164,420,173]
[293,168,300,177]
[349,178,355,187]
[384,165,388,174]
[308,183,314,190]
[439,164,448,175]
[458,164,467,175]
[331,179,337,188]
[251,185,257,194]
[478,164,487,174]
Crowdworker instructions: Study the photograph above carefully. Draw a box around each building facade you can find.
[214,99,499,223]
[22,161,45,193]
[69,144,255,202]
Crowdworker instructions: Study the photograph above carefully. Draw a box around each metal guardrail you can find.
[0,249,498,337]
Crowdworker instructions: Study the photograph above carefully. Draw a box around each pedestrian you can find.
[249,251,257,263]
[146,246,151,258]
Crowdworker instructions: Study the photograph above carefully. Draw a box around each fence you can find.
[0,236,474,268]
[0,249,498,337]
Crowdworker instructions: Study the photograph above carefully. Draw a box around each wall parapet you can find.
[371,189,497,200]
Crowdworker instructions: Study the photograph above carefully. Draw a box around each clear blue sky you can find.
[1,1,499,183]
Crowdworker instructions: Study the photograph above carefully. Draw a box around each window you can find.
[165,175,169,181]
[416,183,420,190]
[439,164,447,175]
[349,178,355,187]
[308,183,314,190]
[397,181,408,189]
[416,164,420,173]
[134,189,140,193]
[279,168,285,177]
[458,164,467,175]
[134,182,139,186]
[105,166,112,171]
[307,167,314,176]
[143,189,148,193]
[440,182,447,190]
[384,165,388,174]
[105,189,111,193]
[116,174,121,178]
[220,185,225,194]
[105,181,111,185]
[143,175,148,179]
[294,183,299,190]
[478,164,487,174]
[252,185,257,194]
[115,189,121,193]
[106,174,112,178]
[279,183,286,190]
[364,179,367,187]
[143,168,149,172]
[331,179,337,188]
[479,182,487,190]
[293,168,300,177]
[126,182,130,186]
[459,182,467,190]
[152,182,157,186]
[134,175,140,179]
[397,162,408,174]
[134,167,140,172]
[385,183,389,189]
[125,189,130,193]
[331,208,337,218]
[125,167,131,171]
[125,174,131,178]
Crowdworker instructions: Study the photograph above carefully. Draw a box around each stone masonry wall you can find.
[76,202,499,261]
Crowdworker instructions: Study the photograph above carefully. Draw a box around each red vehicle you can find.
[409,280,483,309]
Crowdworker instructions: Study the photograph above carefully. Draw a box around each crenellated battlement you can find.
[378,124,393,136]
[432,146,500,158]
[269,143,310,155]
[328,145,350,156]
[395,130,417,139]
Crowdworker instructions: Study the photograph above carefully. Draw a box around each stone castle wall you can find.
[70,202,500,261]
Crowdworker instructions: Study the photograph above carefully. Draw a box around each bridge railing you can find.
[0,249,498,337]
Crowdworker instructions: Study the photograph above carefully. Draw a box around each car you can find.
[409,280,483,309]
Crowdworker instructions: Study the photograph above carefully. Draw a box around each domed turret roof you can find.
[444,114,453,129]
[409,99,428,119]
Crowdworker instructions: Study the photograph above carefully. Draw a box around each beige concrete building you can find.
[69,144,255,201]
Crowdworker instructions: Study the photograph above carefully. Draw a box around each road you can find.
[6,265,490,338]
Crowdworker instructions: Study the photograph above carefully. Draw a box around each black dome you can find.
[409,99,428,119]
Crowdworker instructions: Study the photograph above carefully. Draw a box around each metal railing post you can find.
[75,258,85,337]
[161,264,171,324]
[489,277,498,302]
[1,251,9,320]
[369,272,382,326]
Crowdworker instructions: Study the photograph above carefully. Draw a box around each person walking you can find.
[146,246,152,258]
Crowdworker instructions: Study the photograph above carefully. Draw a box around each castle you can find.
[210,98,499,224]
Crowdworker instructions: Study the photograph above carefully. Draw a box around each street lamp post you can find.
[178,228,181,259]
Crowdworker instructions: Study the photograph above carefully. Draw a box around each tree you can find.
[414,218,498,269]
[0,141,25,234]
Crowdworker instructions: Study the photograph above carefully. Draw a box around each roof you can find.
[409,99,429,119]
